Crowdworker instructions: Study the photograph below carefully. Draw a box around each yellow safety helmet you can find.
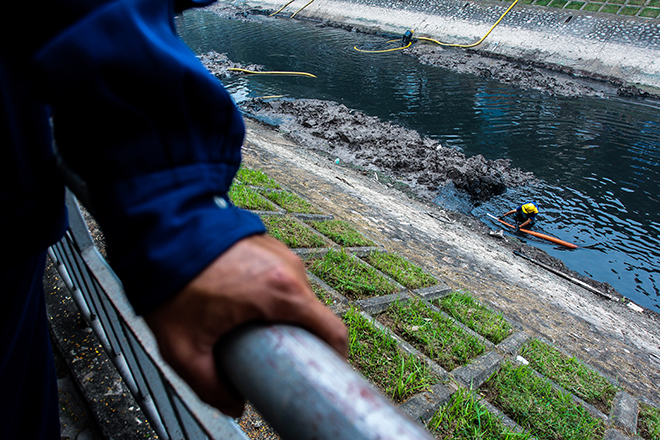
[521,203,539,215]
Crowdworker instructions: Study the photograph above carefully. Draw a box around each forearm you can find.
[29,0,265,314]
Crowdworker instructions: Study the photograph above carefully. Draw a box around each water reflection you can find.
[177,10,660,311]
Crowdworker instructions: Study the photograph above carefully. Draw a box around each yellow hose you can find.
[417,0,521,48]
[269,0,295,16]
[228,68,317,78]
[354,41,412,53]
[291,0,315,18]
[355,0,520,53]
[270,0,315,17]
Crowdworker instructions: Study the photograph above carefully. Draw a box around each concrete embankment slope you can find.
[240,117,660,412]
[243,0,660,92]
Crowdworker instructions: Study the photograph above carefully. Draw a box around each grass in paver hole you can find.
[310,282,335,306]
[519,338,618,414]
[305,249,400,300]
[228,184,278,211]
[306,219,375,247]
[481,362,604,440]
[362,252,437,290]
[639,403,660,440]
[344,308,439,403]
[583,3,603,11]
[601,3,621,11]
[427,387,531,439]
[378,299,485,372]
[566,1,585,9]
[620,5,641,13]
[235,166,281,189]
[640,7,660,17]
[261,215,328,249]
[261,190,323,214]
[436,291,513,345]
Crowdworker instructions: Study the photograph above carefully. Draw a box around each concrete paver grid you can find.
[491,0,660,19]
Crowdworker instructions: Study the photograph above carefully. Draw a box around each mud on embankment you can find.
[241,97,620,295]
[244,98,536,202]
[198,48,621,297]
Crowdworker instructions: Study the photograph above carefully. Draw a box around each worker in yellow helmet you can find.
[501,202,539,230]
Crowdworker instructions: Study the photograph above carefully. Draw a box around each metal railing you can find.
[49,190,433,440]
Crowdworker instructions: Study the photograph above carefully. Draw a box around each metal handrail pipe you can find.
[219,324,434,440]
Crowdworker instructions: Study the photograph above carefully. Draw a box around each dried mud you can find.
[243,98,536,203]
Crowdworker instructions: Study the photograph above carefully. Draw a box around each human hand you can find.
[144,234,348,417]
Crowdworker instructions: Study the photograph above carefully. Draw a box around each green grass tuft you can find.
[482,362,604,440]
[306,219,375,247]
[262,190,323,214]
[428,387,532,439]
[639,403,660,440]
[235,166,281,189]
[379,299,486,371]
[228,184,278,211]
[519,339,618,413]
[362,252,437,290]
[310,281,336,306]
[436,291,513,344]
[305,249,400,300]
[261,215,328,248]
[344,307,439,402]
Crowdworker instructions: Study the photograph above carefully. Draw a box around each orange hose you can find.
[491,215,579,249]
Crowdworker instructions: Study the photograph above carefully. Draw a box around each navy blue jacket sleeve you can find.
[31,0,266,314]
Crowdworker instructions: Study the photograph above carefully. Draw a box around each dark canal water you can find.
[176,10,660,312]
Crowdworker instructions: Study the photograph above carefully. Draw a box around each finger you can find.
[265,283,348,358]
[152,326,246,417]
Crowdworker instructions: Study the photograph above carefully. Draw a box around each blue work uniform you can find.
[514,202,539,225]
[1,0,265,437]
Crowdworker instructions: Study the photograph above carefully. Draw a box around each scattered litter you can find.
[650,353,660,369]
[627,301,644,313]
[335,158,340,164]
[489,229,505,239]
[515,355,529,365]
[335,176,353,187]
[426,211,453,223]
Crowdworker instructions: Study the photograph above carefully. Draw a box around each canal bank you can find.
[214,0,660,95]
[240,117,660,410]
[46,116,660,438]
